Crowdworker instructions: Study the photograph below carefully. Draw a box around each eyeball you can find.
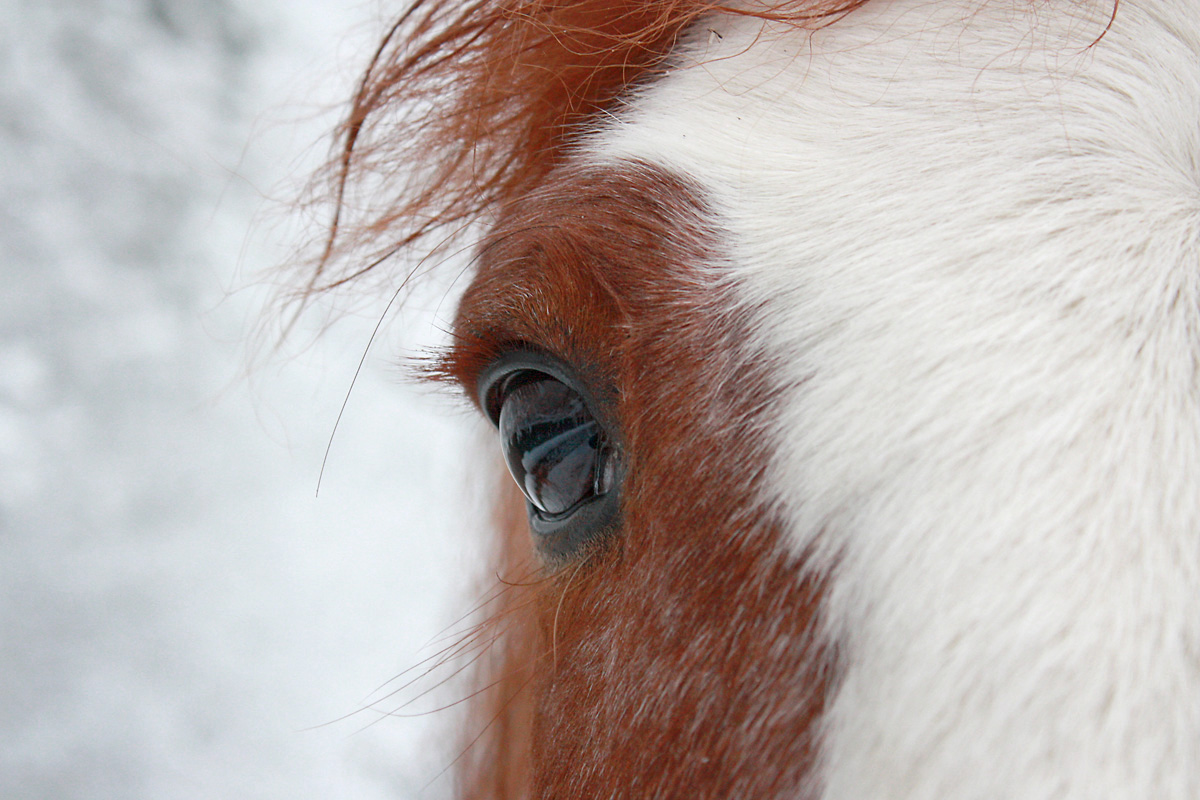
[478,353,622,563]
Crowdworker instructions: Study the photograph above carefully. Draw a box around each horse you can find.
[301,0,1200,796]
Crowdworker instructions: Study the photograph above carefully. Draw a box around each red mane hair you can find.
[304,0,872,297]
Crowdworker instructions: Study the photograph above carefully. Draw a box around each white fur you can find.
[590,1,1200,797]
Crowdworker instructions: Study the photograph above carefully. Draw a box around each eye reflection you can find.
[497,375,611,517]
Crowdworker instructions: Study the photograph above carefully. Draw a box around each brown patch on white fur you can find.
[442,163,834,798]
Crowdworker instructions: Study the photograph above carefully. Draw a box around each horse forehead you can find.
[577,2,1200,797]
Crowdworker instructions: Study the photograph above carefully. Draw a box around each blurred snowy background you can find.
[1,1,483,797]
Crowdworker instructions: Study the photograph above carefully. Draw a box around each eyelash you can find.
[476,350,623,564]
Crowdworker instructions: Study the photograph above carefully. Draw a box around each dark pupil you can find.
[498,376,608,517]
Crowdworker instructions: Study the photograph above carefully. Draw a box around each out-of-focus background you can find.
[1,2,484,797]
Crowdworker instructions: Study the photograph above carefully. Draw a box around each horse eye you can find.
[479,355,622,562]
[498,377,614,516]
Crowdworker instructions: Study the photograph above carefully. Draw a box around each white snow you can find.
[0,2,484,798]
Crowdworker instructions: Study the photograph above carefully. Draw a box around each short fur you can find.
[443,166,832,797]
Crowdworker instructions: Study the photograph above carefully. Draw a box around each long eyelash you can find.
[423,328,512,397]
[306,556,548,744]
[551,556,593,672]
